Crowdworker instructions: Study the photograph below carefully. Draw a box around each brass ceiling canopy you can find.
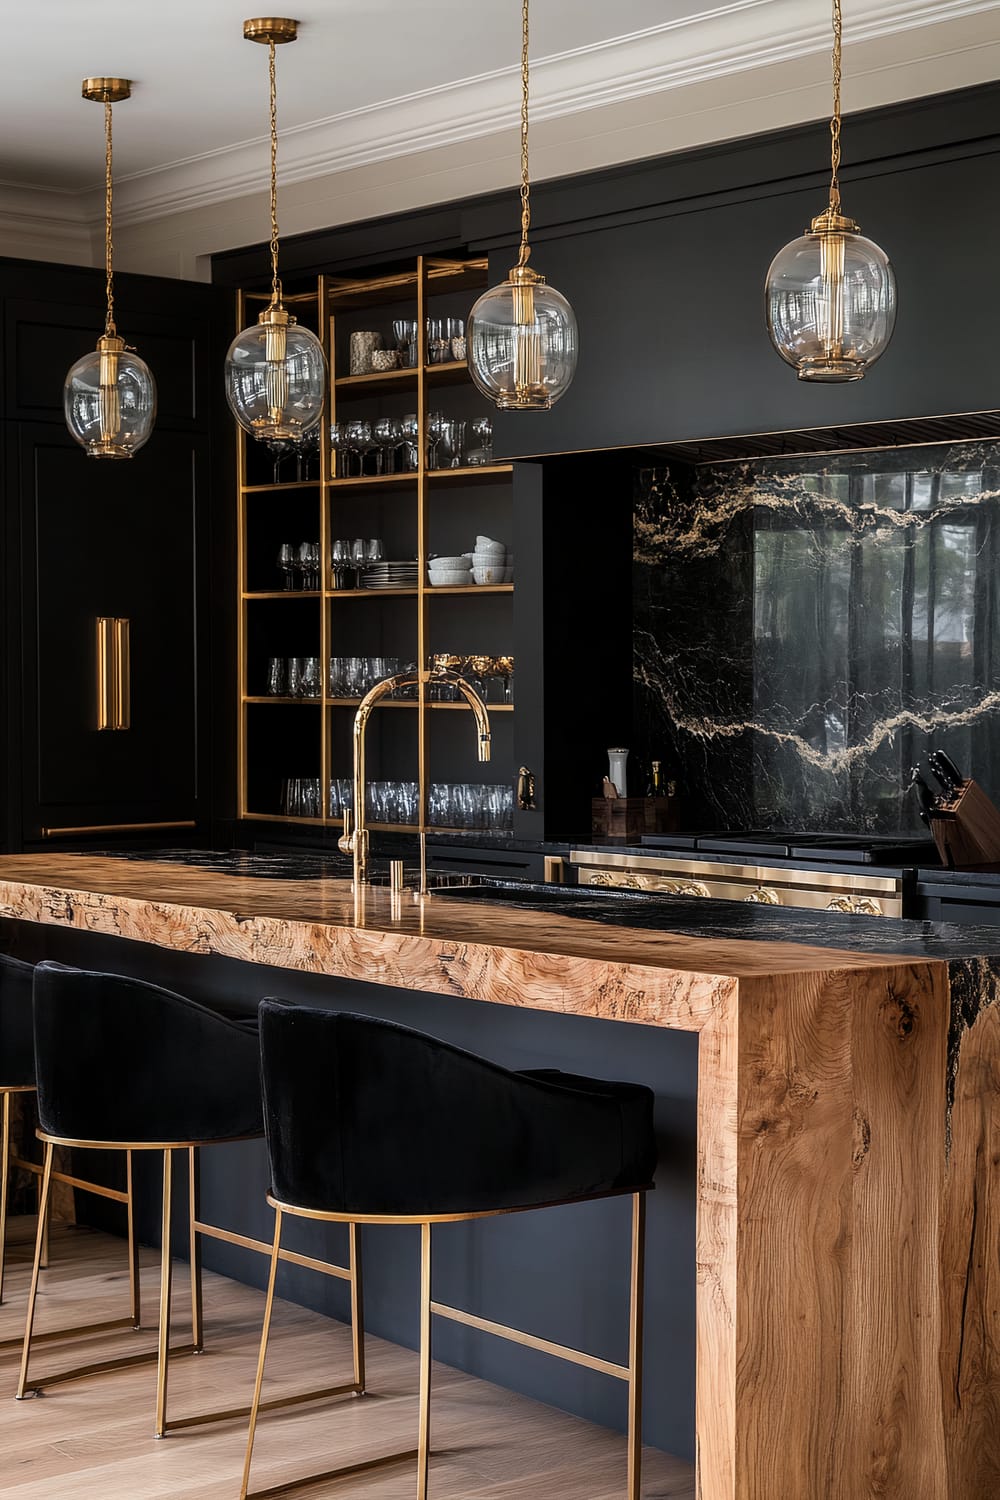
[243,17,299,44]
[82,78,132,104]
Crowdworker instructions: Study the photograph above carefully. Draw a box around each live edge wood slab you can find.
[0,855,997,1500]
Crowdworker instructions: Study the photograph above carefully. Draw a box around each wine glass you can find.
[265,438,292,485]
[277,543,298,590]
[330,422,345,480]
[295,425,320,481]
[331,537,351,590]
[400,414,419,471]
[365,538,384,565]
[427,412,446,469]
[351,537,367,588]
[469,416,494,466]
[344,419,368,477]
[496,654,515,703]
[374,417,400,475]
[299,541,320,590]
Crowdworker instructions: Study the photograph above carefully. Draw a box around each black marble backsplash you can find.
[634,439,1000,833]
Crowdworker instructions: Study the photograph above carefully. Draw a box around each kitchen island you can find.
[0,853,997,1500]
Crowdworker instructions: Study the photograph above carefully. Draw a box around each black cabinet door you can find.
[15,422,208,843]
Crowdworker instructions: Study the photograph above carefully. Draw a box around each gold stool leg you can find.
[417,1222,432,1500]
[627,1193,646,1500]
[0,1092,10,1306]
[126,1149,141,1328]
[188,1147,203,1352]
[349,1221,366,1394]
[154,1148,174,1438]
[239,1208,283,1500]
[15,1141,54,1399]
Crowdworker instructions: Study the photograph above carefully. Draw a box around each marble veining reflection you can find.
[634,440,1000,832]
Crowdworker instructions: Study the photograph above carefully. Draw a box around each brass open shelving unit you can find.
[237,255,515,834]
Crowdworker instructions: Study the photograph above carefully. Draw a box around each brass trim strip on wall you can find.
[41,820,197,839]
[96,616,131,731]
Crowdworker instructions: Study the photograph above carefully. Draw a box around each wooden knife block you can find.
[930,779,1000,867]
[591,797,677,842]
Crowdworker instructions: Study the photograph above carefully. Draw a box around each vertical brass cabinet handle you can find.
[114,617,131,730]
[96,616,131,731]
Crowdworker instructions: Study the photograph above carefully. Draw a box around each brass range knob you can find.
[676,881,710,898]
[586,872,614,887]
[826,895,855,913]
[745,887,781,905]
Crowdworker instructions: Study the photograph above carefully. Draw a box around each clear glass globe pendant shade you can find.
[64,334,157,459]
[765,213,896,382]
[468,266,578,411]
[225,303,327,441]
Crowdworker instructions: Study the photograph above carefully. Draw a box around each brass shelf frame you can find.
[236,256,516,832]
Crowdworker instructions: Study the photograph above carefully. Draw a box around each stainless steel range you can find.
[569,832,941,917]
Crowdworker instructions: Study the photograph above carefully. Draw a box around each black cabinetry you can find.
[0,257,230,851]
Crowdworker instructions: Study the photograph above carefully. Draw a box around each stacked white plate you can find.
[363,560,419,588]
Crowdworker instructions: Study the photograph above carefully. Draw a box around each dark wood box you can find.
[590,797,677,842]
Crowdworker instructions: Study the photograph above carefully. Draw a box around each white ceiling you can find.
[2,0,999,279]
[0,0,711,190]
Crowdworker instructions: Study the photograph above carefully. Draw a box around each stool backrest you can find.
[0,952,36,1088]
[33,962,263,1144]
[259,1000,653,1217]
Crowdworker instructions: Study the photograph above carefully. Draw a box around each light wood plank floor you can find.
[0,1220,694,1499]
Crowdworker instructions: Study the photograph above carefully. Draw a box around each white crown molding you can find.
[2,0,998,273]
[99,0,1000,227]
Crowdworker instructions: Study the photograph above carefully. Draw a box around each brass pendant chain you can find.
[268,39,282,306]
[829,0,843,215]
[517,0,531,268]
[104,102,116,337]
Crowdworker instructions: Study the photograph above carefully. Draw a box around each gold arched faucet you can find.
[339,668,491,889]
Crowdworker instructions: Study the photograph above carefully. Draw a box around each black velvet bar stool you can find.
[0,952,145,1344]
[16,961,269,1433]
[241,1001,657,1500]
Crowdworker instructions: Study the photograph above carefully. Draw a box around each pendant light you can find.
[765,0,896,381]
[64,80,156,458]
[467,0,577,410]
[225,18,326,441]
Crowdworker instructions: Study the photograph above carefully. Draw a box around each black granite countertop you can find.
[443,879,1000,960]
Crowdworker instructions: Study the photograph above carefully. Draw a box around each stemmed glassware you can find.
[468,417,494,466]
[351,538,367,588]
[298,541,320,590]
[294,425,320,481]
[374,417,401,475]
[278,542,298,590]
[331,538,351,590]
[266,438,293,485]
[400,415,419,471]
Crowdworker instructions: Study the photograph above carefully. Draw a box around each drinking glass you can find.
[295,426,320,481]
[328,657,343,697]
[286,657,304,698]
[374,417,400,475]
[344,419,368,477]
[331,538,352,590]
[266,657,285,696]
[466,654,493,700]
[300,657,321,698]
[496,654,514,703]
[266,438,293,484]
[400,414,419,471]
[393,318,418,368]
[343,657,365,698]
[365,537,384,564]
[351,537,367,588]
[278,542,298,590]
[330,422,345,479]
[468,416,494,466]
[426,412,446,469]
[299,541,320,590]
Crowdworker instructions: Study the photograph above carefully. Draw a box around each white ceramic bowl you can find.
[472,565,503,585]
[473,544,505,559]
[429,555,471,569]
[428,569,473,587]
